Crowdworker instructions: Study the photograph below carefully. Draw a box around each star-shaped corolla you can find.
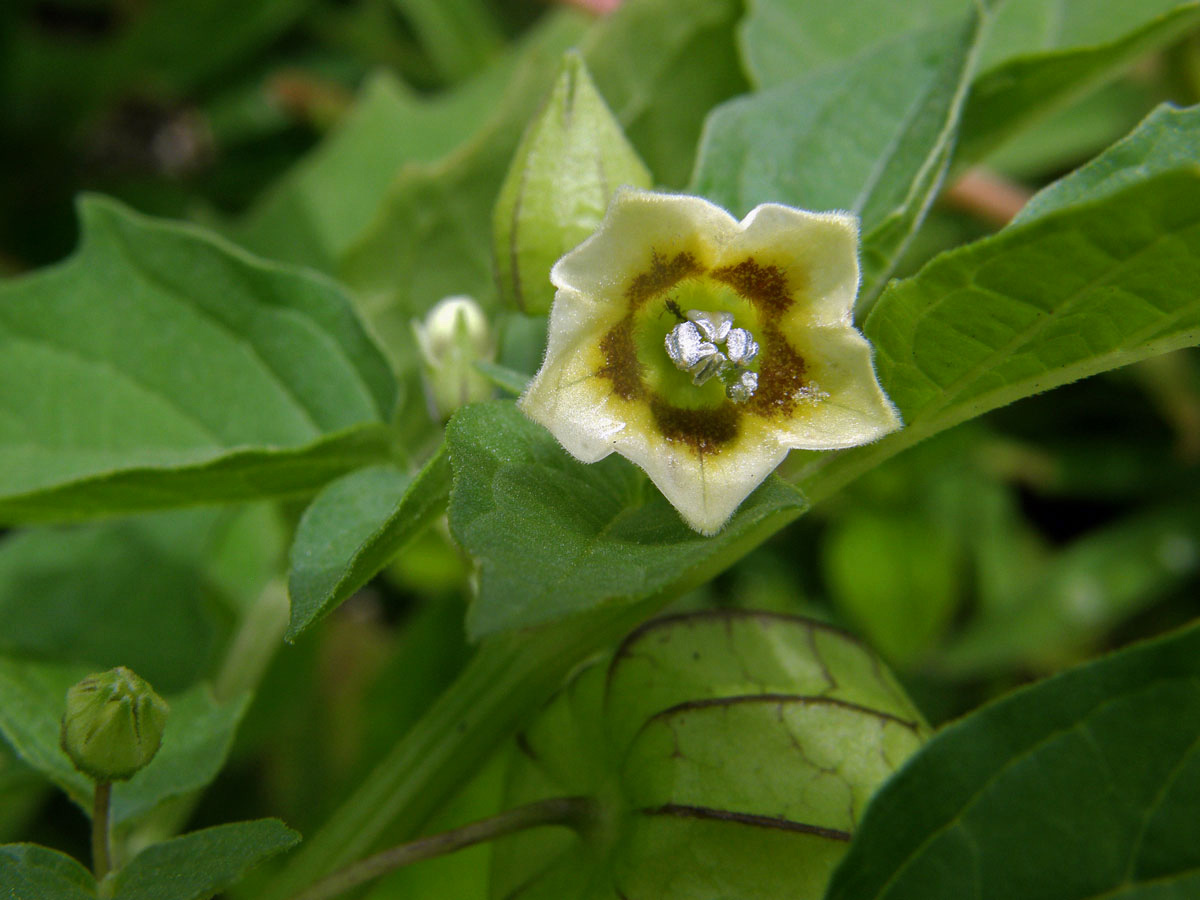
[519,188,901,535]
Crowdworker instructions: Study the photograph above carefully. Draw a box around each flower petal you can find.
[551,189,740,299]
[769,323,901,450]
[624,430,790,535]
[722,205,861,326]
[520,288,627,462]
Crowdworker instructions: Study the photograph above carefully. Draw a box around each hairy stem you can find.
[92,781,112,880]
[289,796,596,900]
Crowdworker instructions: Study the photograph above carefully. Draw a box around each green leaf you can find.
[825,619,1200,900]
[739,0,1200,170]
[392,0,503,83]
[0,197,396,523]
[958,4,1200,164]
[474,361,531,396]
[978,0,1192,67]
[877,169,1200,430]
[799,167,1200,502]
[1016,104,1200,223]
[939,502,1200,676]
[584,0,747,189]
[0,507,283,693]
[0,520,227,696]
[0,843,96,900]
[446,402,807,639]
[743,0,1197,86]
[822,512,959,667]
[286,447,451,640]
[739,0,966,90]
[493,611,927,900]
[692,14,982,302]
[985,80,1161,181]
[0,659,249,826]
[232,69,514,271]
[110,819,299,900]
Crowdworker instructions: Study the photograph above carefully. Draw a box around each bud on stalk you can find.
[61,666,169,783]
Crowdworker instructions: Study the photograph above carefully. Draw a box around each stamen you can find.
[665,308,760,399]
[726,370,758,404]
[686,309,733,343]
[725,328,759,366]
[664,320,727,386]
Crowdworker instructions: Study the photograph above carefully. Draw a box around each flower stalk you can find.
[288,796,596,900]
[92,780,112,880]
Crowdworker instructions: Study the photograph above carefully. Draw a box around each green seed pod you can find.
[491,611,929,900]
[493,50,652,315]
[413,295,495,420]
[60,667,169,782]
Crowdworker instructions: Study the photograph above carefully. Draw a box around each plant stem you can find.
[263,598,663,900]
[213,577,291,704]
[943,167,1032,227]
[92,781,112,880]
[288,796,595,900]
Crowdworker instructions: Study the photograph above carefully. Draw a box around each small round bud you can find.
[413,296,495,420]
[60,667,169,782]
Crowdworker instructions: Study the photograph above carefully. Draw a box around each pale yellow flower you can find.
[520,189,900,534]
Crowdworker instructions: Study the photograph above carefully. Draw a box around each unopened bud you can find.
[60,667,169,782]
[414,296,495,420]
[493,51,652,315]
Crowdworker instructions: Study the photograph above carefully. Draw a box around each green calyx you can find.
[491,611,928,900]
[493,51,652,315]
[60,666,169,783]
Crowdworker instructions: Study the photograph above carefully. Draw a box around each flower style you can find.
[519,188,901,534]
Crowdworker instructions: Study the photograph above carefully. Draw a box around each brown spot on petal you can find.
[711,257,793,317]
[626,251,703,309]
[650,397,739,454]
[598,315,643,400]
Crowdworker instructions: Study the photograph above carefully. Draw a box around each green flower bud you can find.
[413,295,495,420]
[60,667,169,782]
[493,50,652,315]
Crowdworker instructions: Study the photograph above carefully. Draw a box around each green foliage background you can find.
[1,0,1200,898]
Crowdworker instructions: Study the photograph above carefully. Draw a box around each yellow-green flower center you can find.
[633,280,764,408]
[596,250,811,454]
